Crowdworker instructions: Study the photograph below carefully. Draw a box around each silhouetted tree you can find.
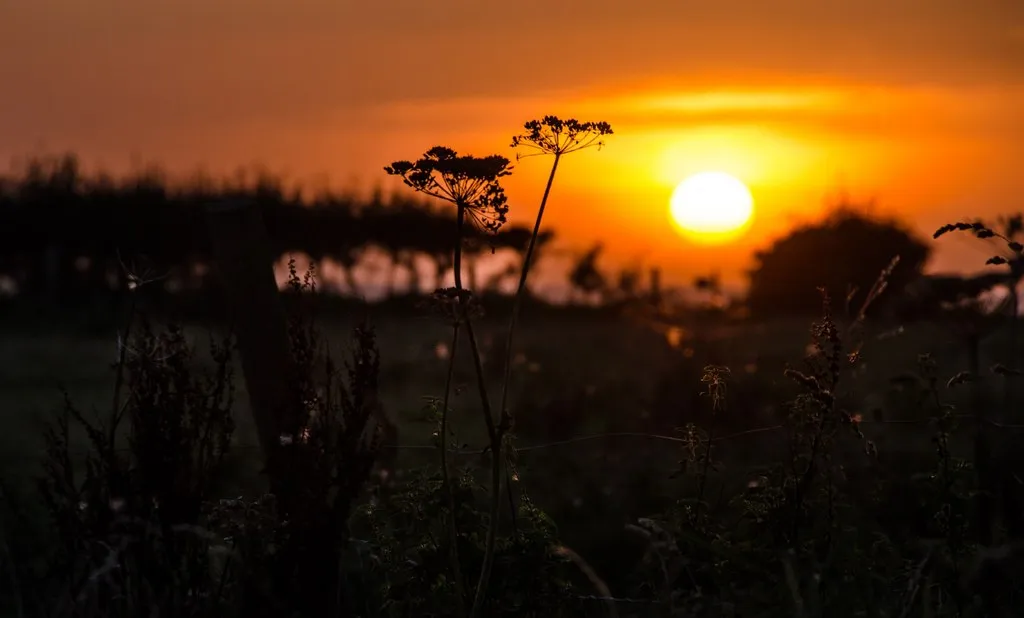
[568,243,607,304]
[746,206,930,317]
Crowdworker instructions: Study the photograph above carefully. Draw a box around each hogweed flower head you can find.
[385,146,512,233]
[510,116,613,160]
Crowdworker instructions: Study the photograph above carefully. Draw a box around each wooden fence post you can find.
[204,199,294,479]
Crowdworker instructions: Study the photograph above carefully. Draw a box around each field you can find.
[3,301,1017,612]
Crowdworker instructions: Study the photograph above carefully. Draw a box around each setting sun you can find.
[669,171,754,242]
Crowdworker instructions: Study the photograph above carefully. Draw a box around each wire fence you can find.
[4,414,1022,467]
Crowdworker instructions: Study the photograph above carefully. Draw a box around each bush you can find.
[747,206,930,317]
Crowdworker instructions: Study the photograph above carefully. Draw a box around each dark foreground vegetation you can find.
[2,116,1024,617]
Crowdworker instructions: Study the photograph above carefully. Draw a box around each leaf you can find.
[946,371,976,388]
[993,364,1022,377]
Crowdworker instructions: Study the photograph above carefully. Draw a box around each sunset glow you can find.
[2,0,1022,286]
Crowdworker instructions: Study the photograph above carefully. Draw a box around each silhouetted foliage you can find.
[0,153,546,307]
[33,316,235,617]
[746,207,930,317]
[568,243,607,304]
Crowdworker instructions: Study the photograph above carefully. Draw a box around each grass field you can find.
[1,304,1012,508]
[4,300,1024,614]
[2,306,1010,466]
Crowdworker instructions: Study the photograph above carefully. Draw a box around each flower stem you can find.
[469,154,563,618]
[439,322,466,617]
[497,153,561,432]
[452,203,503,618]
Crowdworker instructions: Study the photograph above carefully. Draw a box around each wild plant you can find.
[347,468,585,618]
[240,259,385,618]
[384,118,613,616]
[34,315,235,618]
[385,148,512,614]
[922,353,972,615]
[934,217,1024,557]
[502,117,614,432]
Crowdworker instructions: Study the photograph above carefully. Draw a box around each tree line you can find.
[1,153,1016,318]
[0,153,556,305]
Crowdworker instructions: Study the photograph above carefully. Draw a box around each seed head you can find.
[510,116,613,159]
[385,146,512,233]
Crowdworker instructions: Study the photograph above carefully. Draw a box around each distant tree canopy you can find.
[745,207,931,317]
[0,153,550,304]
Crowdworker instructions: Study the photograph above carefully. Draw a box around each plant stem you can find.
[488,154,563,542]
[439,323,467,617]
[452,205,499,444]
[696,422,716,518]
[497,153,561,432]
[1005,274,1018,415]
[452,203,503,618]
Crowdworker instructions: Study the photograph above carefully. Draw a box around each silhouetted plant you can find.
[568,243,608,304]
[254,260,385,618]
[386,148,515,614]
[34,316,235,617]
[454,116,616,618]
[384,147,511,237]
[934,216,1024,364]
[502,117,613,416]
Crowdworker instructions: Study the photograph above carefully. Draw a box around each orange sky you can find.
[3,0,1023,290]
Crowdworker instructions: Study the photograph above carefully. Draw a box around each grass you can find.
[3,302,1024,616]
[0,309,1007,477]
[0,310,1009,509]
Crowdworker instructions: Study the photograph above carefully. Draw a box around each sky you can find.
[3,0,1024,291]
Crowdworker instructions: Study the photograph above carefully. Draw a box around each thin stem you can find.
[109,283,138,455]
[1005,273,1018,415]
[452,203,502,618]
[497,153,561,432]
[696,421,716,517]
[468,413,503,618]
[929,382,965,617]
[452,205,499,441]
[439,324,467,617]
[489,154,564,538]
[466,154,566,618]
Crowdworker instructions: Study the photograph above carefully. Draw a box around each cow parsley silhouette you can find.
[385,146,512,234]
[510,116,613,159]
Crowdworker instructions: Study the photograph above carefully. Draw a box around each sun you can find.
[669,171,754,242]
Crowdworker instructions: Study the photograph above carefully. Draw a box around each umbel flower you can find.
[510,115,613,159]
[384,146,512,234]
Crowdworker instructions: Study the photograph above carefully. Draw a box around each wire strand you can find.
[7,415,1021,466]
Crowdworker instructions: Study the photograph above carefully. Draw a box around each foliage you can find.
[238,261,386,617]
[568,243,608,303]
[25,316,235,617]
[346,469,585,617]
[747,206,930,316]
[0,153,542,305]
